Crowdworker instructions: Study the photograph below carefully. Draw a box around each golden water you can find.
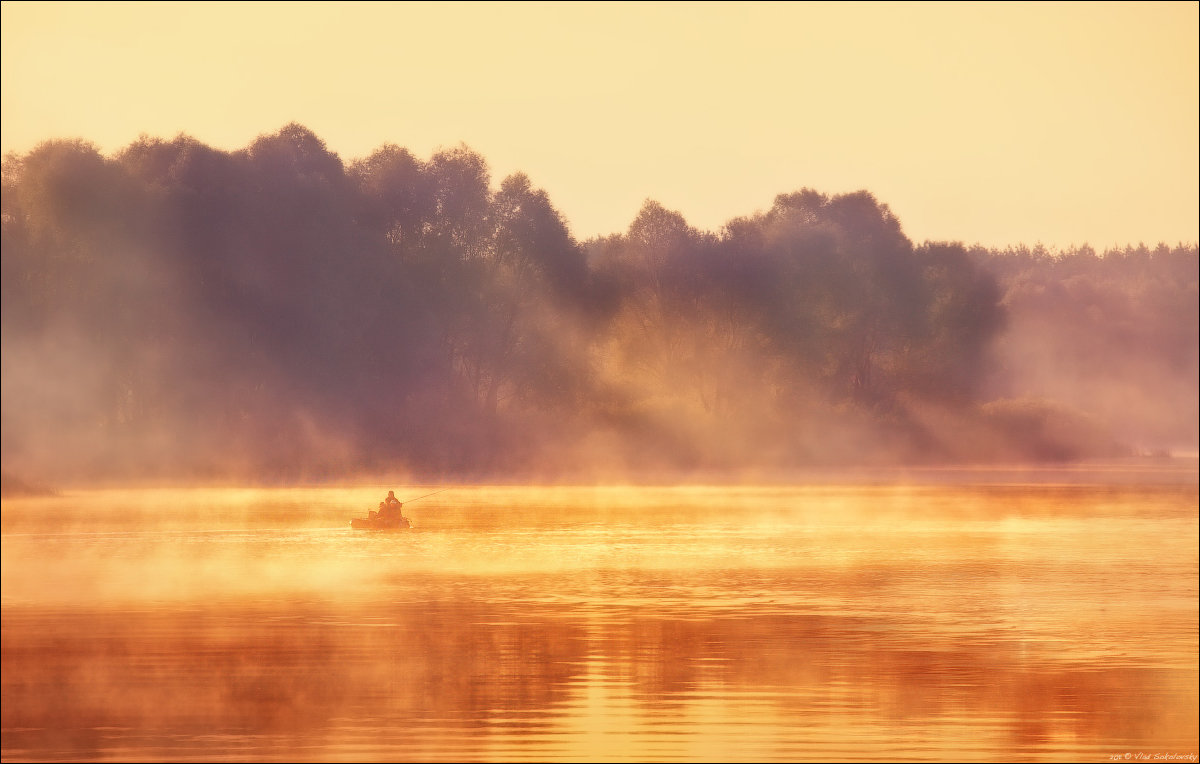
[2,479,1197,762]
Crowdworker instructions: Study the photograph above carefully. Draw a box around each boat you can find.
[350,514,412,530]
[351,488,448,530]
[350,504,412,530]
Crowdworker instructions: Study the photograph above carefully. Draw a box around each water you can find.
[2,477,1197,762]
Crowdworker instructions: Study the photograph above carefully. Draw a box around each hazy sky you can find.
[3,1,1197,248]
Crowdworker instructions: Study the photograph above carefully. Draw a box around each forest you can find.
[2,124,1196,484]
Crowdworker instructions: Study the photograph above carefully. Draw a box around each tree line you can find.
[2,124,1196,482]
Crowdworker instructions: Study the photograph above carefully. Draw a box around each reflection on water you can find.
[2,481,1198,762]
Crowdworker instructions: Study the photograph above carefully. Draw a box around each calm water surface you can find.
[2,477,1197,762]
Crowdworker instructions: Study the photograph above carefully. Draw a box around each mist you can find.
[2,125,1196,487]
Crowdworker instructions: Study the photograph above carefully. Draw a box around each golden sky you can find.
[2,1,1197,248]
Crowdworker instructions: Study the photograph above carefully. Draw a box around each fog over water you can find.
[2,482,1197,761]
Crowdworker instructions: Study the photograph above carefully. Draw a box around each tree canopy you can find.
[3,125,1196,482]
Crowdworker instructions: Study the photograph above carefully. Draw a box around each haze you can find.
[2,2,1197,488]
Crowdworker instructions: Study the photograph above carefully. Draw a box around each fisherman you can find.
[379,490,408,525]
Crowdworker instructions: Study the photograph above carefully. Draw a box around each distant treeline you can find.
[2,125,1196,482]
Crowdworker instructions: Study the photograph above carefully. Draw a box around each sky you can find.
[2,1,1197,249]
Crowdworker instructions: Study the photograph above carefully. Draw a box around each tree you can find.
[348,144,431,252]
[449,172,590,417]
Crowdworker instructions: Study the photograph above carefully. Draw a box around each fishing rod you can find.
[402,487,452,505]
